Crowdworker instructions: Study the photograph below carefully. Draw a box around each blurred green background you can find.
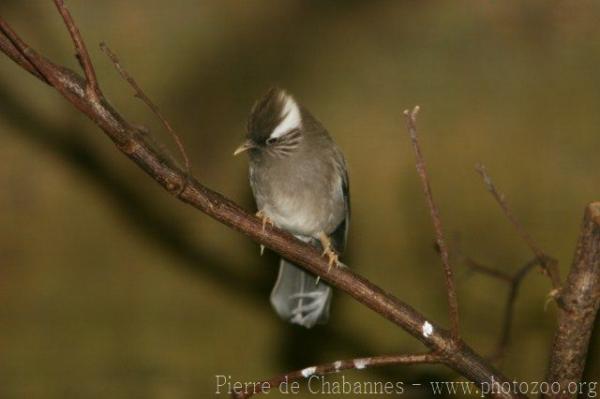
[0,1,599,398]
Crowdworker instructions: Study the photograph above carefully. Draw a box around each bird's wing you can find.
[330,151,350,254]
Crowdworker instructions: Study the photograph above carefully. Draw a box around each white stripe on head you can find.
[270,92,302,139]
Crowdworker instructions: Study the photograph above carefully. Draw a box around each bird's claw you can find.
[256,210,274,231]
[323,247,339,272]
[318,232,339,272]
[256,210,273,256]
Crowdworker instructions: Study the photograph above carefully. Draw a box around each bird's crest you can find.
[247,88,302,144]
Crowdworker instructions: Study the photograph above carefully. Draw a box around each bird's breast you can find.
[250,158,344,238]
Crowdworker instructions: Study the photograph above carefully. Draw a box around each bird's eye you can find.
[266,137,278,145]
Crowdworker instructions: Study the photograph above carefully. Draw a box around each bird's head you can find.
[234,87,304,158]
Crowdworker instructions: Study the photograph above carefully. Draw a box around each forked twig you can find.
[404,106,460,340]
[100,42,191,181]
[463,256,538,360]
[474,163,562,301]
[494,259,538,360]
[232,353,441,399]
[53,0,100,99]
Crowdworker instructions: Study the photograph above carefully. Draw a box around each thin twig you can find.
[404,106,460,340]
[474,163,544,258]
[474,163,562,300]
[100,42,191,180]
[232,353,442,399]
[53,0,100,100]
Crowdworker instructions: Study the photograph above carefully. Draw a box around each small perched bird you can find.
[234,88,350,328]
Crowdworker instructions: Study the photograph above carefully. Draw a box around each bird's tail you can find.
[270,258,332,328]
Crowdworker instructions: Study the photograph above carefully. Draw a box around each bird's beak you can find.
[233,139,255,156]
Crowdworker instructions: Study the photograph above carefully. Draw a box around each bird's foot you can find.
[256,210,274,256]
[318,232,339,272]
[256,210,274,231]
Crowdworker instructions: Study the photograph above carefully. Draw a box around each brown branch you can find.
[0,12,527,399]
[475,163,563,300]
[546,202,600,396]
[99,42,191,176]
[52,0,100,99]
[232,353,442,399]
[404,106,460,340]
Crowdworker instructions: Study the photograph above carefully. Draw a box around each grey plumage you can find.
[235,88,350,328]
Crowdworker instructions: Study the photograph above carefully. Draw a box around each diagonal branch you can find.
[404,106,460,340]
[0,9,525,399]
[475,163,562,301]
[232,353,442,399]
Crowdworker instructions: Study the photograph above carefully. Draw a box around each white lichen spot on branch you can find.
[333,360,342,371]
[301,367,316,378]
[422,321,434,338]
[353,359,368,370]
